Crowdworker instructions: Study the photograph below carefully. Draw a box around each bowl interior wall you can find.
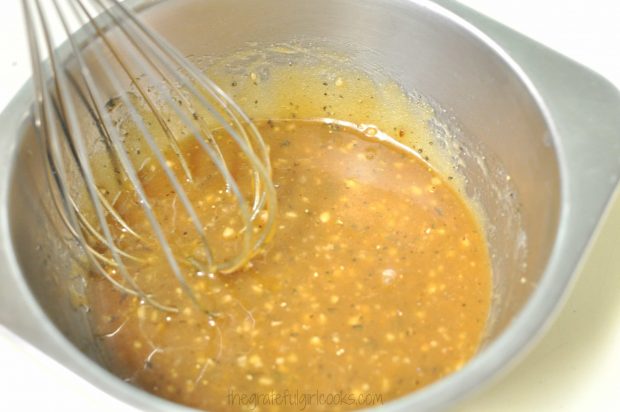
[8,0,561,385]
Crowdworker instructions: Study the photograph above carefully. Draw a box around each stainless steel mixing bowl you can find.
[1,0,619,411]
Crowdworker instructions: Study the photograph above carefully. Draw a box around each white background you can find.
[1,1,619,411]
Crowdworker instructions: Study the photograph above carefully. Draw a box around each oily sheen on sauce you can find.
[87,119,491,411]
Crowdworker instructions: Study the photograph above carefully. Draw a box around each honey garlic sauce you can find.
[87,119,492,411]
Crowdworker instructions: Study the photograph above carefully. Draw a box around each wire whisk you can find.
[23,0,278,312]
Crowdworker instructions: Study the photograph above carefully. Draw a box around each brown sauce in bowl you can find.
[87,119,491,411]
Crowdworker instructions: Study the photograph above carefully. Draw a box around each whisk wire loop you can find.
[22,0,278,312]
